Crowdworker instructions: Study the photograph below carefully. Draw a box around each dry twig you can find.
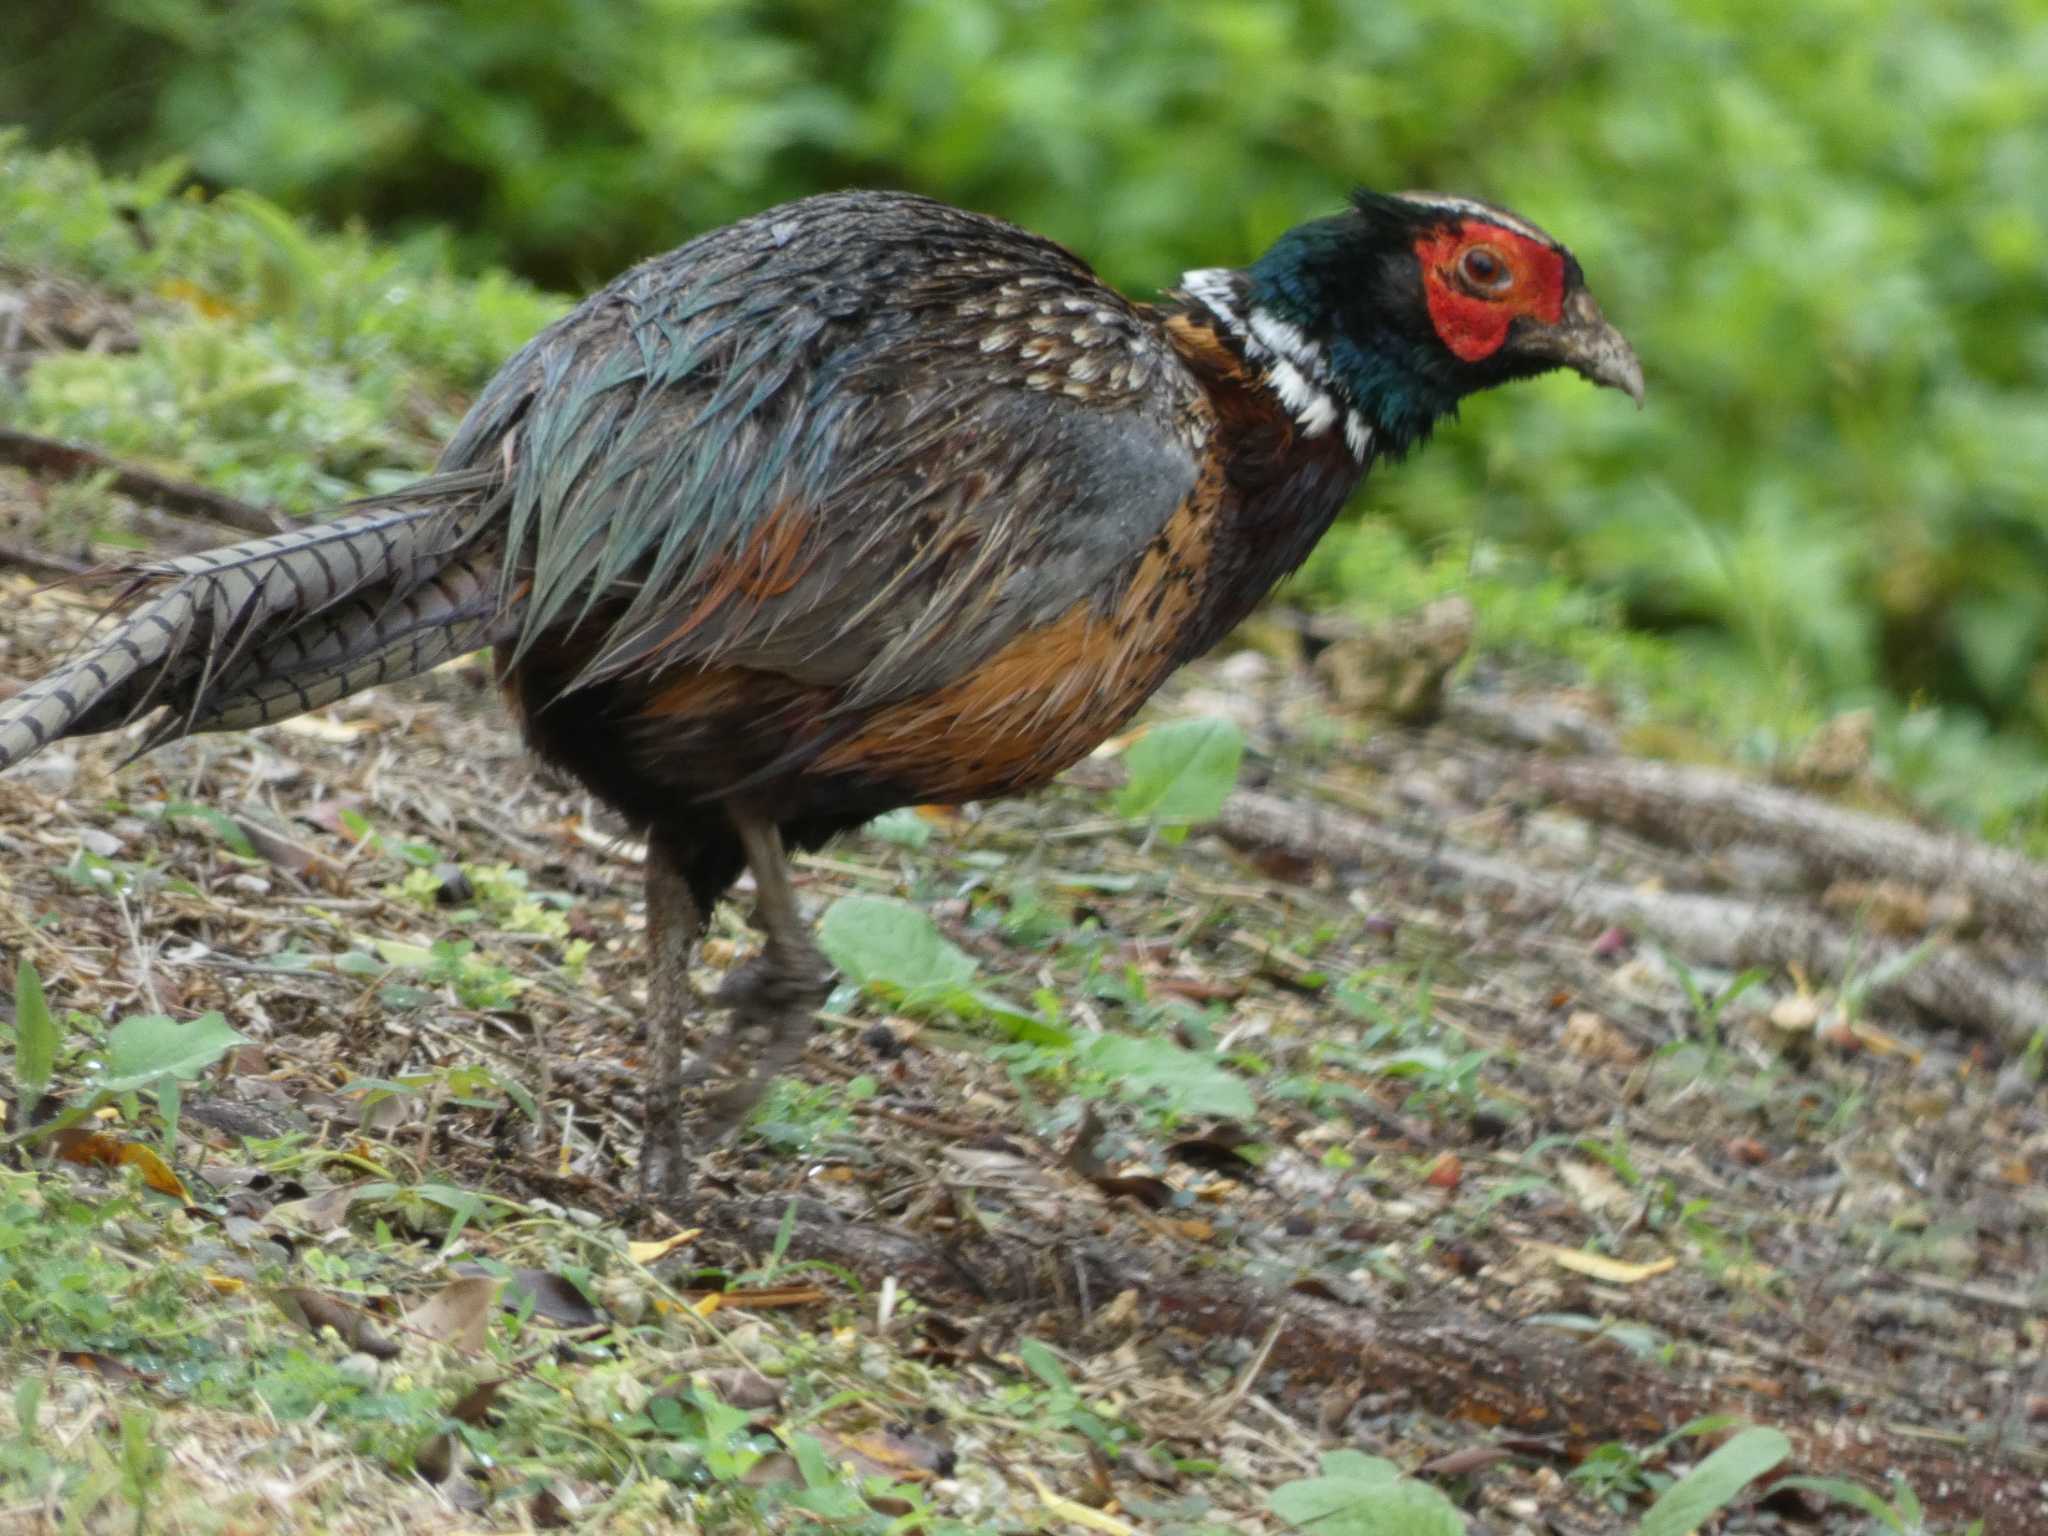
[0,426,286,537]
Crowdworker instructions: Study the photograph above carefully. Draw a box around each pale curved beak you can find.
[1542,286,1646,406]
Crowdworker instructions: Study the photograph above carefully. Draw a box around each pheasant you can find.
[0,188,1641,1202]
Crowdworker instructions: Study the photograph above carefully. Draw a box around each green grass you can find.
[1,133,560,514]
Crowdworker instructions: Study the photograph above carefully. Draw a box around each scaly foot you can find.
[689,942,834,1144]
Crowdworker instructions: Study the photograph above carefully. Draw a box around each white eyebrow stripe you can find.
[1397,192,1555,246]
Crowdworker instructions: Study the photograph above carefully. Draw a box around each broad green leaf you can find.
[375,939,438,970]
[1112,718,1244,840]
[1636,1427,1791,1536]
[789,1431,872,1519]
[13,961,58,1121]
[791,1430,835,1487]
[816,896,977,1005]
[864,808,932,849]
[973,991,1073,1048]
[1272,1450,1400,1519]
[1270,1449,1463,1536]
[1079,1033,1255,1119]
[94,1012,248,1094]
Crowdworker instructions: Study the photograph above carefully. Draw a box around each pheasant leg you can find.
[691,812,833,1144]
[638,837,703,1204]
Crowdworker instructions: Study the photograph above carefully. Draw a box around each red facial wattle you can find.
[1415,225,1568,363]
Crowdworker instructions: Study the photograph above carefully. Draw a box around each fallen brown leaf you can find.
[55,1350,161,1383]
[405,1276,498,1352]
[52,1128,190,1200]
[628,1230,702,1266]
[447,1378,507,1425]
[694,1368,783,1411]
[273,1287,399,1359]
[501,1268,604,1328]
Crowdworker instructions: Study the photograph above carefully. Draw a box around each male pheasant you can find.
[0,188,1641,1201]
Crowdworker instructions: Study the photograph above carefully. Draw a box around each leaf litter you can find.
[1,488,2046,1532]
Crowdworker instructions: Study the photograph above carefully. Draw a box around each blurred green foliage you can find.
[0,141,562,504]
[4,0,2047,840]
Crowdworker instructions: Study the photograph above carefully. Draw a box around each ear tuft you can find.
[1348,189,1438,237]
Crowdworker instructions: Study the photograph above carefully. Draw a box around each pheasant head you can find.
[1179,188,1644,460]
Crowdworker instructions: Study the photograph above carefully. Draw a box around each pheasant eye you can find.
[1458,245,1512,294]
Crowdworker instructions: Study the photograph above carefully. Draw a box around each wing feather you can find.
[442,191,1206,707]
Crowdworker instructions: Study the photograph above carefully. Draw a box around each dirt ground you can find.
[1,465,2046,1532]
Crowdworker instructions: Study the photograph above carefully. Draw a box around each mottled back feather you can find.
[449,193,1206,708]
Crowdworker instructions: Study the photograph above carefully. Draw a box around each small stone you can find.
[433,861,473,904]
[15,749,77,791]
[1770,994,1821,1032]
[1591,925,1632,960]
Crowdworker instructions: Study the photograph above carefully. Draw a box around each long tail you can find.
[0,472,510,773]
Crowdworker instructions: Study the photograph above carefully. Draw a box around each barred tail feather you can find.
[136,555,509,746]
[0,478,504,773]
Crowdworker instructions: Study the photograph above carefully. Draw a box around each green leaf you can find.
[500,1075,538,1122]
[1016,1337,1072,1392]
[1079,1034,1255,1119]
[160,801,259,859]
[1636,1427,1791,1536]
[972,991,1073,1048]
[375,939,438,970]
[1273,1449,1400,1514]
[816,896,978,1006]
[92,1012,248,1094]
[1270,1450,1464,1536]
[14,1374,43,1440]
[344,1077,418,1107]
[864,808,932,849]
[1771,1476,1906,1533]
[791,1430,835,1487]
[13,961,58,1121]
[1111,718,1244,839]
[790,1431,871,1519]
